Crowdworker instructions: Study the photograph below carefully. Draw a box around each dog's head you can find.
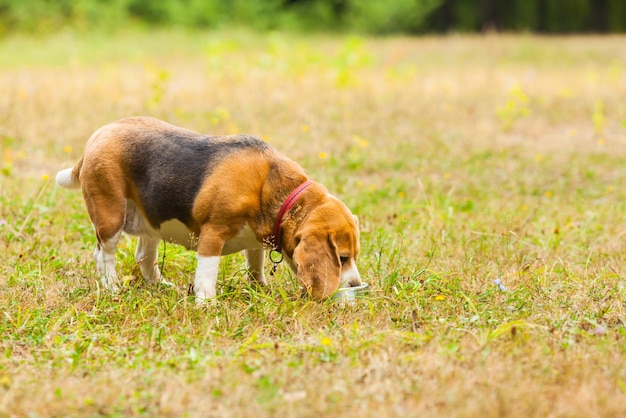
[291,195,361,300]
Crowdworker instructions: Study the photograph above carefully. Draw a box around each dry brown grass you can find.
[1,31,626,417]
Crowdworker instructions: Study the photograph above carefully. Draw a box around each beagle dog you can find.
[56,117,361,301]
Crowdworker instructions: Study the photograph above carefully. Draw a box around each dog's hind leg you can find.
[82,185,125,292]
[93,231,122,292]
[135,236,161,284]
[135,236,174,287]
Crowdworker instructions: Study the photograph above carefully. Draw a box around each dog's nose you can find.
[348,277,362,287]
[339,263,362,288]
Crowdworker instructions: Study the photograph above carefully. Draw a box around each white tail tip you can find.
[56,168,80,189]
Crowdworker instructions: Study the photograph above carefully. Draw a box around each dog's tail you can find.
[55,158,82,189]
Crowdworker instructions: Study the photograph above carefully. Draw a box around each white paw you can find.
[194,294,218,307]
[100,276,121,293]
[247,273,268,287]
[194,285,219,306]
[159,278,175,287]
[194,284,216,303]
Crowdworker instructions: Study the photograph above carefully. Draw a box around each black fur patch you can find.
[125,131,270,228]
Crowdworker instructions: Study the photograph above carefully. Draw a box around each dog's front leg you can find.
[194,255,221,302]
[245,248,266,286]
[193,225,227,303]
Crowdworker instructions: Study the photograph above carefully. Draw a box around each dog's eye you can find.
[340,256,349,265]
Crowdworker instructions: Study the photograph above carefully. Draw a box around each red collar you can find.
[270,180,313,254]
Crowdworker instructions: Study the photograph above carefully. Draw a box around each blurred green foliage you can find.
[0,0,624,36]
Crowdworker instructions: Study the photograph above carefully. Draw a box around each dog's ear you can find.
[292,233,341,300]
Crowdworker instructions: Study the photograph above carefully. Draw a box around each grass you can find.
[1,29,626,417]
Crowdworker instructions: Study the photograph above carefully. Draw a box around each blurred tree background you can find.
[0,0,624,36]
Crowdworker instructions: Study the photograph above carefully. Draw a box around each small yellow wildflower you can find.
[42,174,50,181]
[398,191,405,198]
[320,336,332,346]
[215,106,230,120]
[597,137,606,146]
[544,191,553,198]
[592,100,606,135]
[319,152,328,159]
[510,83,529,105]
[434,295,446,301]
[587,71,598,83]
[443,172,452,179]
[301,124,310,133]
[606,185,614,193]
[352,135,369,148]
[64,146,72,153]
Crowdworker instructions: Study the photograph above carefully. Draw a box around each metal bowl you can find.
[332,283,370,304]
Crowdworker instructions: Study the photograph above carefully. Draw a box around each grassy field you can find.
[1,30,625,417]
